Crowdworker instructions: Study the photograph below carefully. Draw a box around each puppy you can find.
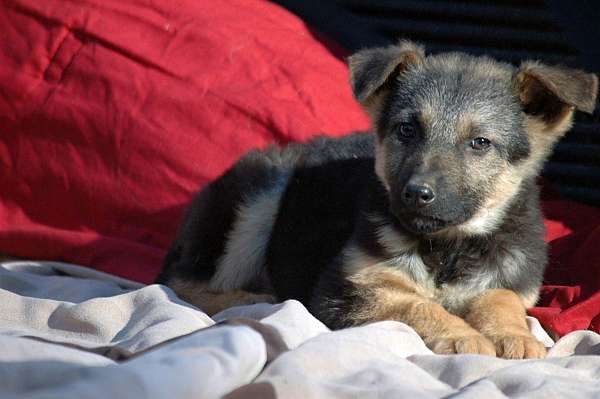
[157,40,598,359]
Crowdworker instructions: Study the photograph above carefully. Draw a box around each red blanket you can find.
[1,0,598,338]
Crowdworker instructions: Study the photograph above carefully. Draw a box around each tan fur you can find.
[362,94,386,121]
[368,214,418,255]
[345,265,496,356]
[169,278,275,315]
[374,139,390,191]
[456,113,477,141]
[395,40,426,65]
[524,112,574,168]
[520,289,541,308]
[417,102,436,131]
[465,289,546,359]
[454,164,522,236]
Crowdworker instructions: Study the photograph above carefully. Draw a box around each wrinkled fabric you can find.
[3,260,600,399]
[0,0,599,339]
[0,0,370,283]
[532,189,600,337]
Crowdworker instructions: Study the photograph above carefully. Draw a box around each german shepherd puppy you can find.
[157,41,597,359]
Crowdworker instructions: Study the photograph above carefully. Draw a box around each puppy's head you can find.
[350,40,597,236]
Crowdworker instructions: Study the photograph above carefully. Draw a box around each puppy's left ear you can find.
[515,62,598,134]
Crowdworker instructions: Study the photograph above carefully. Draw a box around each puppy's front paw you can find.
[427,332,496,356]
[488,333,546,359]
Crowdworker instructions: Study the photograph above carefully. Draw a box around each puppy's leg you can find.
[346,267,496,356]
[465,289,546,359]
[382,295,496,356]
[168,279,276,315]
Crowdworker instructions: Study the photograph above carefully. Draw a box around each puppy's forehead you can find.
[396,53,521,134]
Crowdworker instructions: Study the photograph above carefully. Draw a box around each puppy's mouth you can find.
[391,210,451,236]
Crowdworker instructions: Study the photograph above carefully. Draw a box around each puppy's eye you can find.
[397,122,417,139]
[470,137,491,151]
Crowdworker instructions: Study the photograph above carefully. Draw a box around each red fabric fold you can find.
[0,0,370,283]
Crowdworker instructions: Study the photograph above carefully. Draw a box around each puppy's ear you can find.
[348,40,424,113]
[515,62,598,133]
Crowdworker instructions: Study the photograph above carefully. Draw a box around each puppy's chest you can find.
[388,240,500,312]
[418,240,486,286]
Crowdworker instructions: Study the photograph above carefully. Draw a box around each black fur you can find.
[266,135,374,304]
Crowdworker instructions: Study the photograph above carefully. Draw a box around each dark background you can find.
[273,0,600,206]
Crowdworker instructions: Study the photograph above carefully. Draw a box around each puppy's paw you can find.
[427,332,496,356]
[488,333,546,359]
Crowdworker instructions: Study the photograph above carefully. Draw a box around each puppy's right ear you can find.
[348,40,424,114]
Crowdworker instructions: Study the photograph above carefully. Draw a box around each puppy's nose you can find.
[402,183,435,208]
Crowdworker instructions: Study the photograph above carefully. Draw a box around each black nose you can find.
[402,183,435,208]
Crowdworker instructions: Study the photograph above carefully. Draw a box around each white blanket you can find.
[1,261,600,398]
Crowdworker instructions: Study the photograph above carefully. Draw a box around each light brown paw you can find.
[427,333,496,356]
[488,334,546,359]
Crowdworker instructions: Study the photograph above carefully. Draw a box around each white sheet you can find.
[1,260,599,398]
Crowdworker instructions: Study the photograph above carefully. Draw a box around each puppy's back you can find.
[157,133,375,302]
